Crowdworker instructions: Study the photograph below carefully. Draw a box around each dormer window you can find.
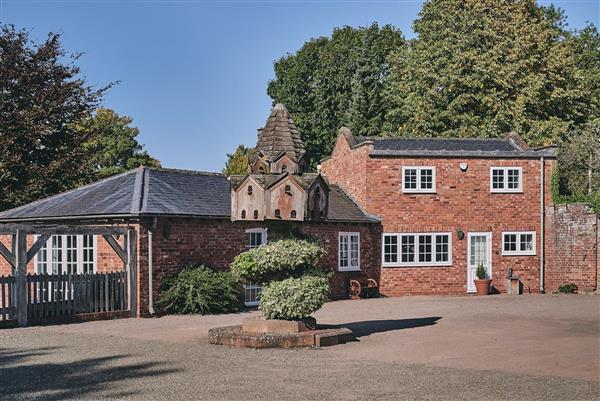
[275,209,281,218]
[241,210,246,219]
[285,185,292,195]
[281,165,287,173]
[253,210,259,219]
[291,210,297,219]
[247,185,253,195]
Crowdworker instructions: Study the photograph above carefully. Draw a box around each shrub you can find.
[557,283,578,294]
[475,263,488,280]
[230,239,326,284]
[157,265,242,314]
[260,275,330,320]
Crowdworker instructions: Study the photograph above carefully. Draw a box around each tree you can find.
[0,24,110,211]
[223,144,254,176]
[383,0,588,146]
[268,23,404,165]
[556,123,600,196]
[77,108,160,181]
[571,23,600,123]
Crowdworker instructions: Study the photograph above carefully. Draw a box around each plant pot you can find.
[474,279,492,296]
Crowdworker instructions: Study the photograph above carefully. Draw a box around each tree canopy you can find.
[77,108,160,181]
[268,23,404,164]
[383,0,588,146]
[222,144,254,176]
[0,25,109,211]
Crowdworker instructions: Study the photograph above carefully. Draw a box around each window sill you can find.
[338,267,361,272]
[382,263,452,268]
[501,252,536,257]
[402,190,437,194]
[490,190,523,194]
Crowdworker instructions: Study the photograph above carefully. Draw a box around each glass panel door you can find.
[467,233,492,293]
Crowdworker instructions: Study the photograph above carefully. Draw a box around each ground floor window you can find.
[502,231,536,256]
[35,235,97,274]
[382,233,452,267]
[339,232,360,271]
[244,228,267,306]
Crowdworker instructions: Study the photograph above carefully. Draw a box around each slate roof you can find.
[352,135,557,158]
[255,104,306,162]
[0,167,375,223]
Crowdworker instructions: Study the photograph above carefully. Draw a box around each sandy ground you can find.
[1,294,599,400]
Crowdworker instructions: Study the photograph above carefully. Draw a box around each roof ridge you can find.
[146,167,226,176]
[373,136,511,142]
[0,168,140,217]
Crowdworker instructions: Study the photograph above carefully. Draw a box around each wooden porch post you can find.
[15,230,27,327]
[127,229,137,318]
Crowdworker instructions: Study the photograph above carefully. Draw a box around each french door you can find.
[467,232,492,293]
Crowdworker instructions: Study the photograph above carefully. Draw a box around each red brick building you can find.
[0,104,596,320]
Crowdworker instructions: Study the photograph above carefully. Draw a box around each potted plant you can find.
[474,263,492,296]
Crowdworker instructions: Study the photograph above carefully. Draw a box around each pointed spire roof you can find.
[255,103,306,162]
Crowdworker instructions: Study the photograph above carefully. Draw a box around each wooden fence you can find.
[27,271,128,320]
[0,275,15,321]
[0,271,128,324]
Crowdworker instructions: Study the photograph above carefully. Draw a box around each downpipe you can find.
[540,155,545,293]
[148,218,157,316]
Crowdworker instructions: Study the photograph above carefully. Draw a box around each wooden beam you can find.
[0,223,129,236]
[26,234,50,264]
[102,235,128,264]
[127,230,137,318]
[15,230,27,327]
[0,240,15,268]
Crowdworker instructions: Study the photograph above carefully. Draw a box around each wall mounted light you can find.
[456,227,465,240]
[459,162,468,172]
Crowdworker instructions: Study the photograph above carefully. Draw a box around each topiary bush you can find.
[260,275,330,320]
[230,239,326,284]
[230,238,330,320]
[157,265,242,315]
[475,263,488,280]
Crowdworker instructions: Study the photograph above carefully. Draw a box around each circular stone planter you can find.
[208,317,353,348]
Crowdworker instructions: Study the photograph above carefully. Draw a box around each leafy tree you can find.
[77,108,160,181]
[0,24,109,211]
[223,144,254,176]
[268,23,404,165]
[571,23,600,122]
[556,123,600,196]
[383,0,588,146]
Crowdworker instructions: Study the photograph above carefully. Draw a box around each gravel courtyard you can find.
[1,295,598,401]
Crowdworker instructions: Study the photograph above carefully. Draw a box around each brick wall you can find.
[135,217,381,317]
[545,204,598,293]
[322,132,555,296]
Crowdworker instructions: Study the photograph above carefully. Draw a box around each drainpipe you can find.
[540,155,545,293]
[148,218,157,315]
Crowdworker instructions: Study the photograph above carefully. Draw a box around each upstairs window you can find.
[382,233,451,267]
[491,167,522,193]
[339,232,360,271]
[402,167,436,193]
[502,231,535,255]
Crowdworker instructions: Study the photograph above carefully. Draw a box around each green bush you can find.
[260,275,330,320]
[475,263,488,280]
[230,239,326,284]
[157,265,242,314]
[557,283,578,294]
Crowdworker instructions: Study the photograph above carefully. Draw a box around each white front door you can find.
[467,232,492,293]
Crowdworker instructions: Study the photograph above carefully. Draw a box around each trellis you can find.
[0,224,137,326]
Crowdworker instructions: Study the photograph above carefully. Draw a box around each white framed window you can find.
[339,232,360,271]
[35,235,97,274]
[502,231,536,256]
[490,167,523,193]
[402,166,436,193]
[244,228,267,306]
[382,233,452,267]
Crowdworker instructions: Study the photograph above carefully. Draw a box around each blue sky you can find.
[1,0,598,172]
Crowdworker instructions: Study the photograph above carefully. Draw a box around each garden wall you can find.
[545,204,598,293]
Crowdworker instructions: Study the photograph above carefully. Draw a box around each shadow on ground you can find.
[319,316,441,338]
[0,347,179,401]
